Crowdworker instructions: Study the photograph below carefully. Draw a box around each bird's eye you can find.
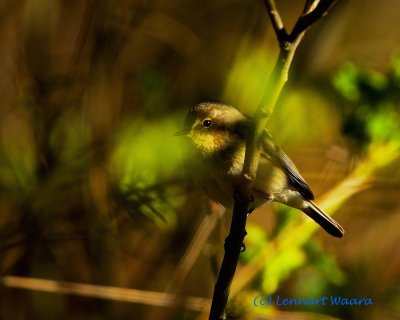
[202,119,212,128]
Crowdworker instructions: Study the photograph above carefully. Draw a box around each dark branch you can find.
[303,0,316,14]
[290,0,338,40]
[208,191,248,320]
[263,0,289,45]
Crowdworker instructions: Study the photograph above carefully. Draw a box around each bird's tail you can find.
[302,201,344,238]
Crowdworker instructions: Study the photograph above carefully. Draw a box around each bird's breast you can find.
[193,144,289,209]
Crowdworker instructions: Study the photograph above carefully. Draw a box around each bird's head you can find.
[175,102,248,155]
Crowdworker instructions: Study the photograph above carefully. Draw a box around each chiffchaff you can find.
[176,102,344,238]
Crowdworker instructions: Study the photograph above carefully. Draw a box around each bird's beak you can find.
[174,128,190,136]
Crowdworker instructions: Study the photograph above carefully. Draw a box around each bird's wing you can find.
[260,131,315,200]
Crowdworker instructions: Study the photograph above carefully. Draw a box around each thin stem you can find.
[263,0,288,44]
[242,36,303,192]
[303,0,317,14]
[291,0,338,40]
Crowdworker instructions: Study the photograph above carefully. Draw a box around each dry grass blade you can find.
[165,203,225,293]
[1,276,211,312]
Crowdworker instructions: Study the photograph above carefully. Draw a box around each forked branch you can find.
[208,1,340,319]
[291,0,339,41]
[264,0,338,46]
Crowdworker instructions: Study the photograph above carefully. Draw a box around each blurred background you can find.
[0,0,399,319]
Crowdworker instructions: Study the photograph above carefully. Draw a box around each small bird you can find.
[176,102,344,238]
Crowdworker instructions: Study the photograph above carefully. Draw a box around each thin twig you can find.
[291,0,338,40]
[263,0,288,45]
[303,0,317,14]
[208,1,340,319]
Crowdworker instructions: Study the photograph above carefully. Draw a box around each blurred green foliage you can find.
[112,116,183,188]
[111,114,187,227]
[223,43,340,147]
[332,55,400,149]
[0,116,37,197]
[222,42,274,113]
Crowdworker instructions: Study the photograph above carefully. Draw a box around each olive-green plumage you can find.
[177,102,344,238]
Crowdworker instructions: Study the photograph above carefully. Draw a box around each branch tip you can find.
[270,10,284,30]
[264,0,289,44]
[290,0,338,39]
